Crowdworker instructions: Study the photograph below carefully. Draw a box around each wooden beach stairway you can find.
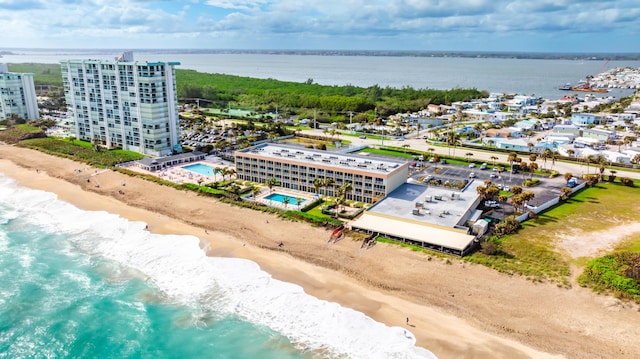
[328,225,345,244]
[360,233,377,249]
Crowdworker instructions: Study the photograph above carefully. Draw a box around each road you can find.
[298,128,640,180]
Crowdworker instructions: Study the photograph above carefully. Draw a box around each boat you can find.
[559,83,572,90]
[569,83,608,93]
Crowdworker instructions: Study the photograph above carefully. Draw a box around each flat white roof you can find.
[351,212,476,252]
[237,143,407,174]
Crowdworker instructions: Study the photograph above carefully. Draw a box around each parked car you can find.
[490,173,497,178]
[468,163,476,168]
[359,135,367,139]
[504,186,511,192]
[484,200,500,208]
[469,172,476,178]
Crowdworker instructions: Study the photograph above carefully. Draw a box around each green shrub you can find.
[523,178,540,187]
[620,177,634,187]
[300,197,323,212]
[579,253,640,302]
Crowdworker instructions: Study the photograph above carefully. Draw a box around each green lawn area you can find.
[0,124,45,144]
[465,181,640,287]
[18,137,144,167]
[359,147,415,159]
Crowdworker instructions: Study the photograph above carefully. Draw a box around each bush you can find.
[481,241,499,255]
[299,197,323,212]
[579,253,640,302]
[620,177,634,187]
[493,215,521,238]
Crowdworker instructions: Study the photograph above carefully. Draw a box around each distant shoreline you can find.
[2,48,640,61]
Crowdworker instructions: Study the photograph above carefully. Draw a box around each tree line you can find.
[176,70,486,117]
[8,64,486,118]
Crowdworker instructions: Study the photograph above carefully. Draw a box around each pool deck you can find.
[254,188,316,210]
[124,155,236,185]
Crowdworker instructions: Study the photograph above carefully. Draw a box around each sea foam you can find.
[0,173,436,359]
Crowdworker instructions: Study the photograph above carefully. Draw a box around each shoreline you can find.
[2,144,639,358]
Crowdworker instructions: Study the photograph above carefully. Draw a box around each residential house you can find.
[571,113,604,126]
[601,150,631,165]
[581,128,615,142]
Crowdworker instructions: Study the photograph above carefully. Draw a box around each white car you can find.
[503,186,511,192]
[484,200,500,208]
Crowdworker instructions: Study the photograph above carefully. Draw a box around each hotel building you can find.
[235,144,409,203]
[0,63,39,121]
[60,52,181,156]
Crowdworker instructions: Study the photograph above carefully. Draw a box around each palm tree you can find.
[490,156,498,168]
[313,178,324,198]
[282,197,290,209]
[529,162,539,179]
[251,185,262,201]
[585,155,594,174]
[566,149,575,158]
[465,152,474,164]
[323,177,335,197]
[402,143,410,153]
[267,177,279,193]
[225,167,236,180]
[507,152,518,180]
[335,182,353,217]
[213,167,223,181]
[446,131,460,156]
[476,185,488,200]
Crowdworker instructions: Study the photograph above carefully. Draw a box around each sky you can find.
[1,0,639,53]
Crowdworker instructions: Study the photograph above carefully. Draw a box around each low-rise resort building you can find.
[234,143,409,204]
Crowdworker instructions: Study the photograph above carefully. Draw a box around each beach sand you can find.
[1,144,639,359]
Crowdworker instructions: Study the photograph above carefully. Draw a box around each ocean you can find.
[0,173,435,359]
[2,49,639,100]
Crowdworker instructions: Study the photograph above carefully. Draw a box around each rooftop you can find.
[351,182,482,253]
[237,143,408,174]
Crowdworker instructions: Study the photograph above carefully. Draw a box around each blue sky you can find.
[1,0,639,52]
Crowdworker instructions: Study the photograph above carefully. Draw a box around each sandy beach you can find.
[1,144,639,359]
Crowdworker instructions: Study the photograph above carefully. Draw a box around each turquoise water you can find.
[182,163,216,176]
[265,193,306,205]
[0,173,435,359]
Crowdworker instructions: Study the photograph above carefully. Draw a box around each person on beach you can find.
[406,317,409,325]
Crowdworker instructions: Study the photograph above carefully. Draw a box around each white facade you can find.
[60,54,181,156]
[0,64,39,121]
[235,144,409,204]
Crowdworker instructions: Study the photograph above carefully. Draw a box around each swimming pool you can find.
[264,193,306,205]
[182,163,216,176]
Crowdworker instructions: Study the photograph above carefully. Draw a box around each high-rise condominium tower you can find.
[61,52,181,156]
[0,63,39,121]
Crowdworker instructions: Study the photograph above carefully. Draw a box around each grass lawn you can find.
[359,147,415,159]
[465,181,640,286]
[18,137,144,167]
[284,137,350,148]
[0,124,44,144]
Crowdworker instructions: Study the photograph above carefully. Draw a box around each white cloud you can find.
[0,0,638,50]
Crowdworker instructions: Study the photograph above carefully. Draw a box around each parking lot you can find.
[406,159,570,217]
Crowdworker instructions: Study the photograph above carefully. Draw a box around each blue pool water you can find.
[265,193,306,205]
[182,163,216,176]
